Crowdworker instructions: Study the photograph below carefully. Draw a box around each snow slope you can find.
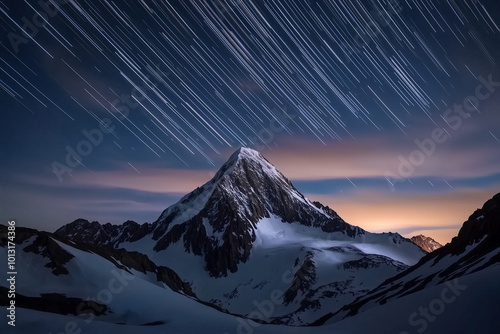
[2,264,498,334]
[117,214,422,325]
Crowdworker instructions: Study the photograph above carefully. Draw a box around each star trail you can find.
[1,0,499,243]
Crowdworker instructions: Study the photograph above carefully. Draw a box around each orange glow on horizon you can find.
[306,188,495,245]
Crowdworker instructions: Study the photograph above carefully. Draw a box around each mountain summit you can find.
[151,147,360,276]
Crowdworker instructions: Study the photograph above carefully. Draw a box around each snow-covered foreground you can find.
[3,265,498,334]
[330,265,500,334]
[2,229,497,334]
[0,217,424,328]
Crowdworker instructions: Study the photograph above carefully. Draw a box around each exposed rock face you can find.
[1,225,74,275]
[1,224,195,298]
[410,234,442,253]
[52,236,197,298]
[156,266,195,297]
[54,219,151,247]
[446,192,500,257]
[340,254,407,271]
[0,287,108,317]
[92,246,195,297]
[283,252,317,305]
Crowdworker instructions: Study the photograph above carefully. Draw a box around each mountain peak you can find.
[211,147,282,186]
[151,147,361,276]
[226,146,269,168]
[234,146,261,159]
[410,234,442,253]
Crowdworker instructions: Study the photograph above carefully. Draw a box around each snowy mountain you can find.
[2,149,498,333]
[3,191,498,334]
[0,225,248,332]
[410,234,442,253]
[0,225,198,304]
[57,148,364,277]
[314,192,500,326]
[54,147,425,325]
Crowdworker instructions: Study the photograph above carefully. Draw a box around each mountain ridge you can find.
[313,191,500,326]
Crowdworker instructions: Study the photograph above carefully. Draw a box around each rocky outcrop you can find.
[0,225,74,275]
[410,234,442,253]
[51,236,197,298]
[55,219,151,247]
[283,252,317,305]
[0,287,108,317]
[340,254,408,271]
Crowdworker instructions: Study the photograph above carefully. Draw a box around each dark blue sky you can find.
[1,0,499,243]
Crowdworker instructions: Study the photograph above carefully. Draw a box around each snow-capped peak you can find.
[148,147,364,276]
[211,146,282,184]
[231,146,263,161]
[228,147,275,169]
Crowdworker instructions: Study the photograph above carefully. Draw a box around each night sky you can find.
[1,0,499,244]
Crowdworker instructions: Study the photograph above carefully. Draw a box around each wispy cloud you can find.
[26,163,215,195]
[261,136,500,180]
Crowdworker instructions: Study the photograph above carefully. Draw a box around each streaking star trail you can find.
[0,0,499,247]
[0,0,498,168]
